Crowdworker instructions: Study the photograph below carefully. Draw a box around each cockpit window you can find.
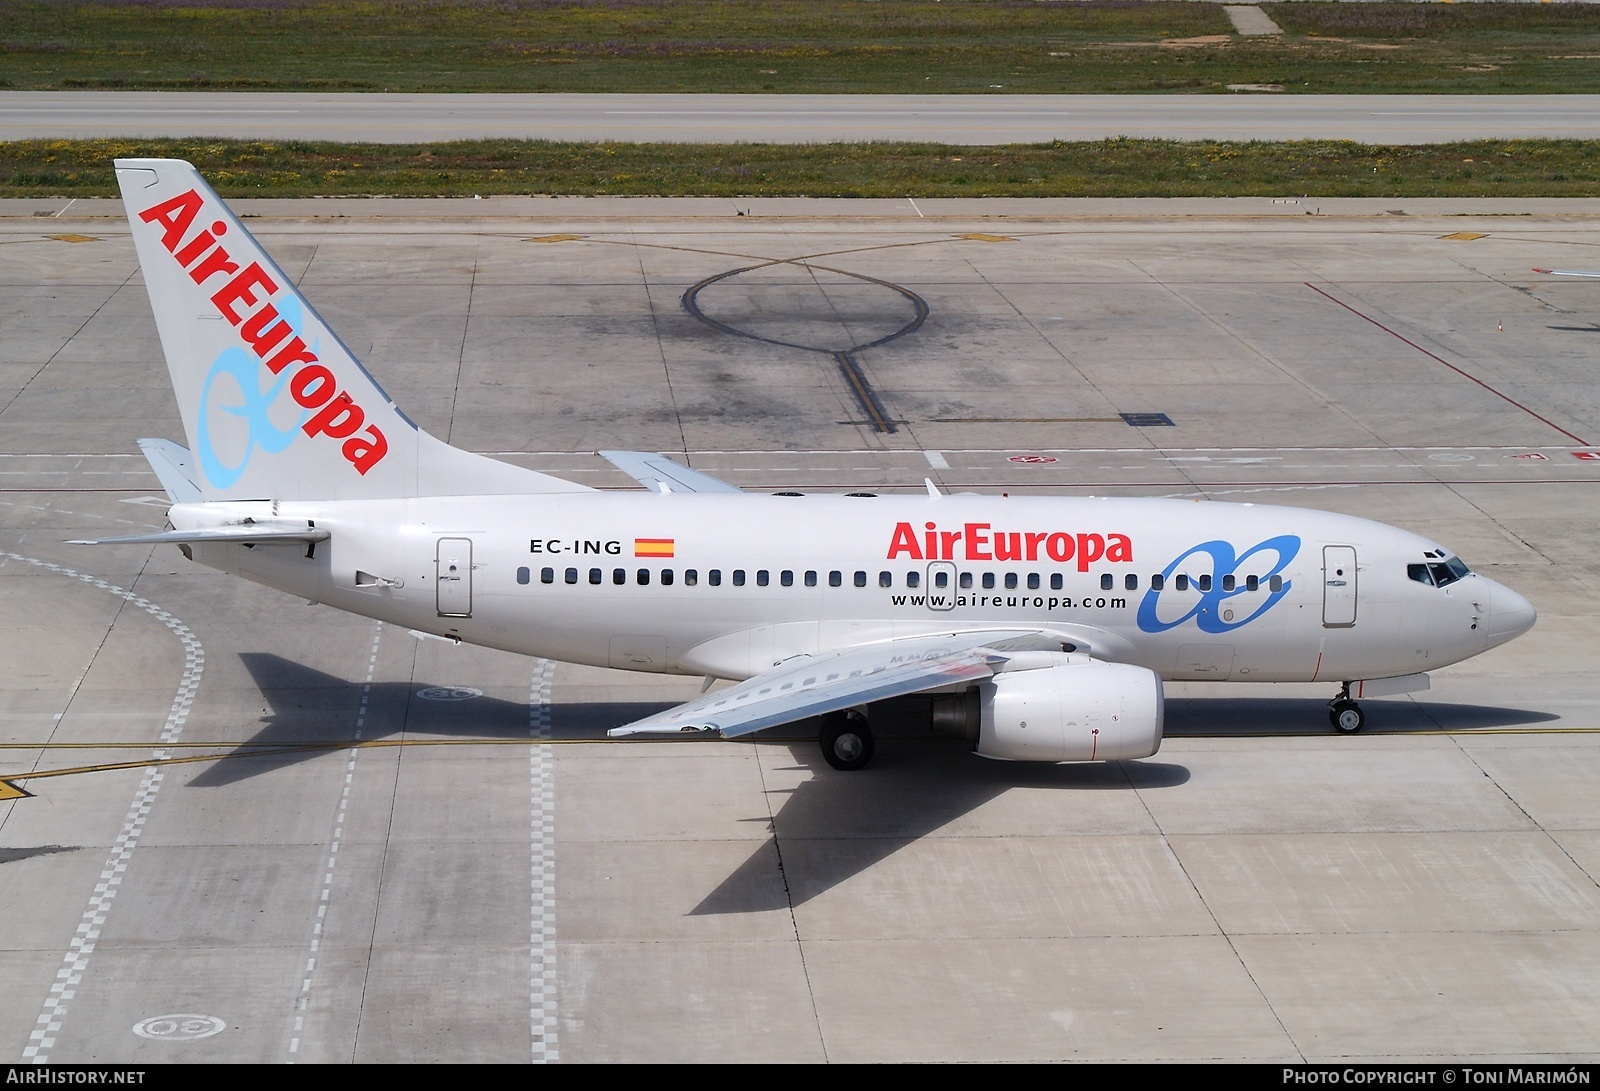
[1411,555,1471,588]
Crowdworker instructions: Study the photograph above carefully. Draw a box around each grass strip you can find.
[4,138,1600,199]
[3,1,1600,95]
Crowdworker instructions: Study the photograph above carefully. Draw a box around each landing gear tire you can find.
[1329,698,1365,734]
[819,710,875,771]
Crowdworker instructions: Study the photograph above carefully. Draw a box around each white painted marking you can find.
[417,686,482,701]
[923,450,949,470]
[133,1014,224,1041]
[285,621,382,1063]
[529,658,559,1064]
[6,552,204,1065]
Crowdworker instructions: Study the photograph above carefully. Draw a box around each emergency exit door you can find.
[436,537,473,618]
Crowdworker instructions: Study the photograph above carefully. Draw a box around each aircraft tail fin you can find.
[115,158,590,502]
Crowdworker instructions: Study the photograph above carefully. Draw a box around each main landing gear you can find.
[819,709,875,771]
[1328,684,1366,734]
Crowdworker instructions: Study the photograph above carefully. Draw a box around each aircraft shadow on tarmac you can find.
[197,654,1556,911]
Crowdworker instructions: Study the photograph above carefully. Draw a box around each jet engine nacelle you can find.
[975,657,1164,762]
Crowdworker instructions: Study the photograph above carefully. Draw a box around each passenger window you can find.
[879,571,892,588]
[757,570,769,587]
[1246,575,1259,592]
[854,571,867,588]
[709,569,722,586]
[1197,574,1212,592]
[933,571,948,589]
[1125,574,1137,591]
[906,572,920,588]
[1269,575,1283,593]
[1027,573,1040,590]
[1151,574,1164,591]
[829,571,842,587]
[733,570,746,586]
[1099,573,1113,591]
[1050,573,1063,591]
[636,569,650,586]
[565,568,578,585]
[1004,573,1017,590]
[982,572,995,589]
[805,571,818,587]
[1222,574,1235,592]
[685,569,698,586]
[613,568,626,585]
[540,567,554,584]
[1174,574,1188,591]
[589,568,603,585]
[960,572,973,589]
[781,570,794,587]
[661,569,674,586]
[517,567,530,585]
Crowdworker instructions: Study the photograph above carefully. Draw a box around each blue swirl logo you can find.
[1136,535,1300,634]
[194,297,310,489]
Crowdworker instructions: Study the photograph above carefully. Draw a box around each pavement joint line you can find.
[2,550,202,1065]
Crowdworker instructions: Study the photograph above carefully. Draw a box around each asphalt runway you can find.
[5,91,1600,144]
[2,196,1599,1063]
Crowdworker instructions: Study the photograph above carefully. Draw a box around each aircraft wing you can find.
[598,450,744,494]
[608,629,1056,739]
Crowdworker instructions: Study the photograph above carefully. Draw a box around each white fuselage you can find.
[173,492,1534,687]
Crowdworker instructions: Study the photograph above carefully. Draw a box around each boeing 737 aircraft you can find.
[77,159,1537,770]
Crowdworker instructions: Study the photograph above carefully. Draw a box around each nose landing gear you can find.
[1328,684,1365,734]
[819,708,875,770]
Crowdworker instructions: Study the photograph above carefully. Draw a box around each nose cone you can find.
[1484,578,1537,647]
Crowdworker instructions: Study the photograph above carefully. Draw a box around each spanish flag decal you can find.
[634,538,675,558]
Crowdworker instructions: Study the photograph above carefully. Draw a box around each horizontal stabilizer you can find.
[136,438,202,504]
[598,450,743,494]
[70,523,328,547]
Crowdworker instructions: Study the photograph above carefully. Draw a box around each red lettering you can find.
[964,523,991,561]
[303,392,365,439]
[1076,533,1105,573]
[886,522,922,560]
[1024,531,1047,561]
[187,245,239,287]
[994,532,1021,561]
[1046,533,1074,563]
[265,336,315,375]
[174,229,217,268]
[1107,533,1133,563]
[211,262,278,325]
[939,529,961,560]
[138,190,202,252]
[240,304,293,359]
[290,365,337,408]
[342,426,389,475]
[924,522,937,560]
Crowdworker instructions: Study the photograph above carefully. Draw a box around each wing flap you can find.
[609,629,1048,739]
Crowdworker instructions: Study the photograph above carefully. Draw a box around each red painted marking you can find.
[1305,283,1588,446]
[1007,454,1058,464]
[1509,452,1549,461]
[1575,452,1600,461]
